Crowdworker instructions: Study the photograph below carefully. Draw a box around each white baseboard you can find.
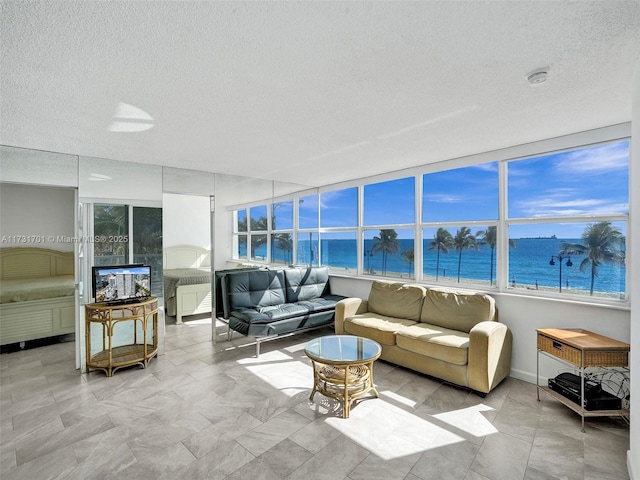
[629,450,636,480]
[509,368,542,385]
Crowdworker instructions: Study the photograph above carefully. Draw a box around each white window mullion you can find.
[497,161,509,291]
[415,173,423,281]
[357,185,364,275]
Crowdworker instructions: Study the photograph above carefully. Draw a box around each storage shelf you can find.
[85,298,158,377]
[536,328,630,432]
[537,385,629,418]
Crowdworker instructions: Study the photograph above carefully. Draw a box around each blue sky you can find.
[240,140,628,240]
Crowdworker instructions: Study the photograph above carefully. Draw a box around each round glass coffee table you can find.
[304,335,382,418]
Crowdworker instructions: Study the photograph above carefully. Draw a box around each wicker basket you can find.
[538,334,628,367]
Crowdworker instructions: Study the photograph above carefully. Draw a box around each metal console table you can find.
[536,328,629,432]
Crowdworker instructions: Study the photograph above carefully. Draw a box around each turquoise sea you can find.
[254,237,626,296]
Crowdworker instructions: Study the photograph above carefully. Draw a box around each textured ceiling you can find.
[2,1,640,188]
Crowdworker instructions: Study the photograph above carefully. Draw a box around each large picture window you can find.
[422,162,499,288]
[320,187,357,228]
[422,225,495,286]
[321,232,356,274]
[364,228,414,279]
[507,140,628,300]
[423,163,498,222]
[228,133,629,304]
[364,177,414,226]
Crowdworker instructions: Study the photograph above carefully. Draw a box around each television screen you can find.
[92,264,152,304]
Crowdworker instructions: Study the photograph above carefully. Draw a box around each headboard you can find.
[0,247,74,280]
[163,245,211,269]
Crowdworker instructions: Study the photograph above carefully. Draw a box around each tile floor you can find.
[0,318,630,480]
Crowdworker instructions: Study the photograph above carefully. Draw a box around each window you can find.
[94,204,129,265]
[93,203,163,297]
[423,225,495,286]
[132,207,163,296]
[271,233,293,265]
[422,163,498,287]
[364,177,414,226]
[228,131,629,304]
[320,187,357,228]
[233,209,247,259]
[298,194,319,229]
[249,205,268,262]
[507,140,628,300]
[423,163,498,222]
[271,201,293,265]
[321,232,356,273]
[364,228,414,279]
[297,231,319,266]
[272,200,293,230]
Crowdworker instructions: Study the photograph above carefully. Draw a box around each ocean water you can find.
[255,237,626,296]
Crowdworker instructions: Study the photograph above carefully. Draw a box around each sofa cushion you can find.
[225,269,286,310]
[344,313,418,345]
[368,281,425,321]
[296,294,345,312]
[396,323,470,365]
[284,267,330,302]
[420,287,496,333]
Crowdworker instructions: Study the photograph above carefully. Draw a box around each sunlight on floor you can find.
[237,346,499,461]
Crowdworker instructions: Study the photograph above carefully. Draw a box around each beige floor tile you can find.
[0,322,630,480]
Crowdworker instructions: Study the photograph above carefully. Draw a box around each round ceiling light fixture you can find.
[527,67,549,86]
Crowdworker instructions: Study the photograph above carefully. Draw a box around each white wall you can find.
[494,293,629,383]
[0,183,75,251]
[628,59,639,479]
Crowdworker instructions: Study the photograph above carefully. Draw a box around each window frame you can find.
[226,125,630,307]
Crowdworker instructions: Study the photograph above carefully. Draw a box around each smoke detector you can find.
[527,67,549,86]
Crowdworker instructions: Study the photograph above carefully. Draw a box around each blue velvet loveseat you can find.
[217,266,345,355]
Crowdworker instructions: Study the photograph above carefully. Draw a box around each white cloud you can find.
[553,142,628,174]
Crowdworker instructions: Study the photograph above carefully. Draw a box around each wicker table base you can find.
[305,335,382,418]
[309,360,379,418]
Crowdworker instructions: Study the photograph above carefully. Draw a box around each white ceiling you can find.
[2,1,640,189]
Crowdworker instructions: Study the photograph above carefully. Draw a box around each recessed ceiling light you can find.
[527,67,549,86]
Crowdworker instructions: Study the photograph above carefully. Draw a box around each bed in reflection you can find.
[0,247,75,346]
[163,245,211,324]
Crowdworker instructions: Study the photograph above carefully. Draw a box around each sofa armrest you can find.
[335,298,368,334]
[468,321,513,394]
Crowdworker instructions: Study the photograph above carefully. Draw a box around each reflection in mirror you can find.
[162,193,212,324]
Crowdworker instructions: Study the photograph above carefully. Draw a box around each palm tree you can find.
[275,233,293,264]
[477,226,516,285]
[402,248,414,277]
[371,229,400,275]
[453,227,477,283]
[429,228,454,280]
[249,216,268,259]
[94,204,128,261]
[560,222,625,296]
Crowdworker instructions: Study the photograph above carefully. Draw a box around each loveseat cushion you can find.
[284,267,330,302]
[420,287,496,333]
[368,281,425,321]
[225,269,286,310]
[396,322,470,365]
[344,313,418,345]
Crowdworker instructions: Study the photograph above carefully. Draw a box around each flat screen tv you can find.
[92,264,152,305]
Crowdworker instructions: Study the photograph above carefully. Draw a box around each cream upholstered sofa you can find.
[335,281,512,395]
